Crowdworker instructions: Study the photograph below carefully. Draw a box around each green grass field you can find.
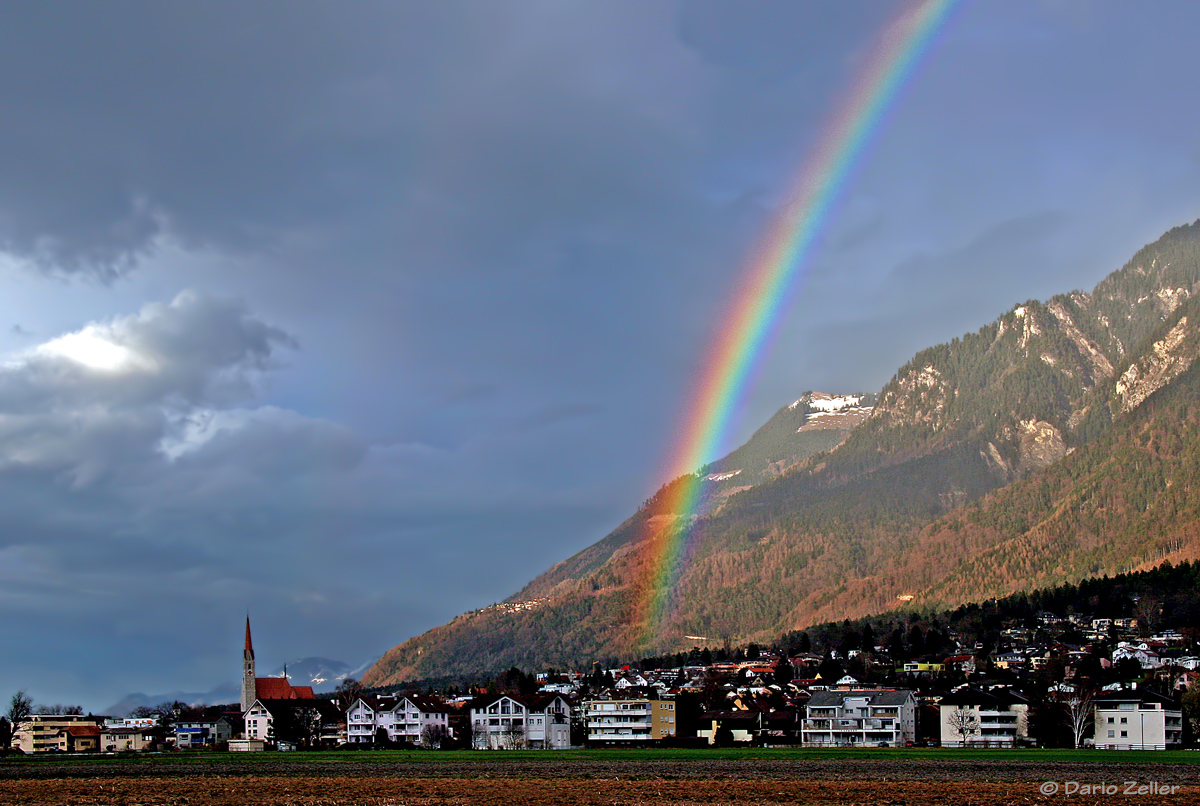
[5,746,1198,767]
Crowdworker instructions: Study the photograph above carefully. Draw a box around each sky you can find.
[2,1,1199,711]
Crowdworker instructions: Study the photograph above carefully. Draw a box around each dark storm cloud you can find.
[2,2,1200,708]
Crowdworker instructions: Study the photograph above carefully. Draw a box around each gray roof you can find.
[806,689,914,708]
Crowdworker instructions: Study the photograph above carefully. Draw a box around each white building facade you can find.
[585,698,676,744]
[470,694,572,749]
[345,694,451,746]
[802,690,916,747]
[1094,689,1183,750]
[938,688,1029,747]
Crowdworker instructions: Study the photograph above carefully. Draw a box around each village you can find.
[4,610,1195,756]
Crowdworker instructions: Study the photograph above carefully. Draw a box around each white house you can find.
[938,688,1029,747]
[470,693,572,749]
[1094,689,1183,750]
[244,698,342,747]
[802,689,916,746]
[1112,644,1163,669]
[345,694,451,746]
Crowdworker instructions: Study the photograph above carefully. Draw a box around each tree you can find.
[502,720,526,750]
[6,691,33,743]
[0,717,11,752]
[946,707,980,746]
[420,723,452,749]
[334,678,364,711]
[1182,688,1200,737]
[292,705,324,749]
[1058,687,1096,749]
[774,658,794,687]
[861,624,876,654]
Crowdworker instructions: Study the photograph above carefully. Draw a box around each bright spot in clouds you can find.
[37,327,153,372]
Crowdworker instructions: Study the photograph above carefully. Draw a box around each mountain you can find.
[104,656,372,716]
[364,220,1200,688]
[104,684,241,718]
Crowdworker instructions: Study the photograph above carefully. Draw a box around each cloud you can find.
[0,291,299,486]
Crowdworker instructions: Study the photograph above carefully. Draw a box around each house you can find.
[10,714,103,754]
[938,688,1029,747]
[801,690,916,747]
[174,712,235,749]
[1094,689,1183,750]
[345,694,451,746]
[469,693,572,749]
[1112,644,1163,669]
[614,673,649,689]
[943,655,977,675]
[697,709,761,745]
[102,725,160,752]
[244,698,342,748]
[585,697,677,745]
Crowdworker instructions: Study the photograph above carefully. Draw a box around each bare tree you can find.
[6,691,33,743]
[420,723,451,749]
[502,720,526,750]
[37,704,83,716]
[946,707,979,746]
[334,678,364,712]
[1058,688,1096,749]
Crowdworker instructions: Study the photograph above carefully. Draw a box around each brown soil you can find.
[2,776,1197,805]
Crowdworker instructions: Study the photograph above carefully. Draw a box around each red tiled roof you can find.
[255,677,315,700]
[65,726,101,737]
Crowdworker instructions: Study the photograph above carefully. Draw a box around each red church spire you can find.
[245,615,253,653]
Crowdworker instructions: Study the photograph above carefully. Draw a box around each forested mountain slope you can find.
[365,220,1200,686]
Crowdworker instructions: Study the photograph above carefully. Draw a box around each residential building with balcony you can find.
[801,689,916,746]
[469,693,572,749]
[345,694,451,746]
[585,697,676,745]
[938,688,1029,747]
[1094,689,1183,750]
[10,714,103,754]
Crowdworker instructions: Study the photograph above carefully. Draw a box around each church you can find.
[241,617,316,712]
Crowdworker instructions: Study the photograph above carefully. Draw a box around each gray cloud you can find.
[1,2,1200,708]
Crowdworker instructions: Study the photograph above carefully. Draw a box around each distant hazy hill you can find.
[105,655,372,716]
[364,220,1200,687]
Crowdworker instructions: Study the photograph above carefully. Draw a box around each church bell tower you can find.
[241,616,256,712]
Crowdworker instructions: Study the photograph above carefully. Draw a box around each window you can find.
[1120,731,1127,738]
[1107,717,1114,724]
[1120,717,1127,724]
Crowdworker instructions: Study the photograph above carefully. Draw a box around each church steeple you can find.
[241,616,256,712]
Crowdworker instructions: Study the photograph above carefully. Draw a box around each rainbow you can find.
[629,0,960,648]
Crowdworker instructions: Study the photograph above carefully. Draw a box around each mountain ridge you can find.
[364,219,1200,687]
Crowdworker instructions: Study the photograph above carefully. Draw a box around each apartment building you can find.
[585,697,676,745]
[469,693,572,749]
[802,690,916,746]
[345,694,451,746]
[10,714,102,753]
[1094,689,1183,750]
[938,688,1030,747]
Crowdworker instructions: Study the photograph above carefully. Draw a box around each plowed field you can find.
[2,751,1195,805]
